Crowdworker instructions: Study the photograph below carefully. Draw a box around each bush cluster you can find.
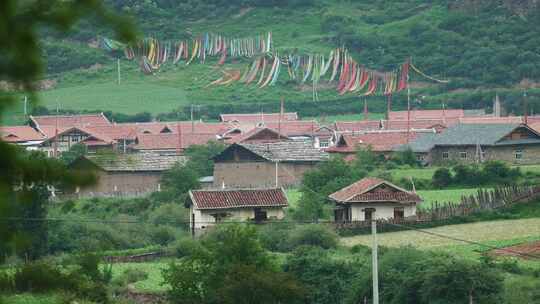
[432,161,522,188]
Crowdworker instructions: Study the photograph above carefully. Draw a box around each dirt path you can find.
[491,241,540,259]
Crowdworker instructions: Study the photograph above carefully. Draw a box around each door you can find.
[394,207,405,220]
[364,208,375,221]
[254,208,268,222]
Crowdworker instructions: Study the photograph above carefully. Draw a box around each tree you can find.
[60,143,87,165]
[353,146,379,172]
[184,141,226,177]
[432,167,453,188]
[163,224,305,304]
[0,0,134,261]
[160,163,200,202]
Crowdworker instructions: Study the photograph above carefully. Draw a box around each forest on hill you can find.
[24,0,540,120]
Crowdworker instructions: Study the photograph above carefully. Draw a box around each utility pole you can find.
[523,89,528,125]
[23,96,28,116]
[117,58,121,85]
[191,104,194,133]
[371,220,380,304]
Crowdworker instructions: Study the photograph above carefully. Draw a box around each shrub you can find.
[258,223,296,252]
[150,226,177,246]
[174,237,208,258]
[0,272,13,293]
[287,225,338,250]
[432,167,452,188]
[13,262,67,292]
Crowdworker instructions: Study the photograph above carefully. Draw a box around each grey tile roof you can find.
[397,123,540,152]
[239,141,329,162]
[84,153,186,172]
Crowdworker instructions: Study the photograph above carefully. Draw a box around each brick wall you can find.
[430,144,540,165]
[213,161,317,188]
[77,170,162,196]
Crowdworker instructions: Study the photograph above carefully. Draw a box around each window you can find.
[442,151,449,159]
[515,149,523,160]
[394,207,405,220]
[319,140,330,148]
[459,151,467,159]
[364,208,376,221]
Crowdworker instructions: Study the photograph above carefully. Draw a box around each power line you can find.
[385,222,540,260]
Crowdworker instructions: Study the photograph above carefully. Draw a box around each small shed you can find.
[188,188,288,230]
[329,177,422,222]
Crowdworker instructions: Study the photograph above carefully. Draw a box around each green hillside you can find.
[6,0,540,123]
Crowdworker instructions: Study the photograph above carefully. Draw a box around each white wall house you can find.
[329,177,421,222]
[188,188,288,231]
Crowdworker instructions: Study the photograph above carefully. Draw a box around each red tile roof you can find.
[87,125,138,140]
[132,133,218,151]
[383,119,451,131]
[458,116,524,124]
[41,126,116,145]
[329,177,421,204]
[389,109,465,120]
[327,131,422,153]
[220,113,298,123]
[233,127,291,144]
[120,121,231,136]
[335,120,382,132]
[30,113,111,128]
[189,188,288,210]
[262,121,320,136]
[0,126,44,142]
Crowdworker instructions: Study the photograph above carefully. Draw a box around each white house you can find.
[329,177,422,222]
[188,188,288,230]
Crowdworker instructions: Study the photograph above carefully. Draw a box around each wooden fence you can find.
[335,185,540,231]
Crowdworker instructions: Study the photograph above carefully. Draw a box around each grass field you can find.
[416,188,486,208]
[341,218,540,251]
[111,262,168,293]
[0,294,71,304]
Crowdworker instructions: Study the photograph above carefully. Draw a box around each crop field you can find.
[111,262,169,293]
[341,218,540,260]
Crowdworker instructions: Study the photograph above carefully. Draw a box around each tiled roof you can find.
[0,126,44,142]
[234,127,291,143]
[40,126,116,145]
[87,125,138,140]
[220,113,298,123]
[382,119,450,131]
[261,121,320,136]
[388,109,465,120]
[132,133,219,151]
[120,121,231,135]
[30,113,111,128]
[189,188,288,210]
[327,131,425,153]
[401,123,540,152]
[329,177,421,203]
[335,120,382,132]
[458,116,524,124]
[237,141,329,162]
[80,153,185,172]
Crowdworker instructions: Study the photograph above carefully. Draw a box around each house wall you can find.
[349,203,417,221]
[190,207,285,229]
[77,170,163,197]
[213,161,317,188]
[430,144,540,165]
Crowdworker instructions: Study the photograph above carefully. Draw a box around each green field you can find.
[0,294,71,304]
[416,188,486,208]
[341,217,540,251]
[111,262,168,293]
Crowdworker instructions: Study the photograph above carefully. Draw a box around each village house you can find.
[329,177,422,222]
[213,141,329,188]
[0,126,45,149]
[130,132,220,155]
[29,113,111,130]
[388,109,465,121]
[38,126,116,157]
[188,188,288,230]
[403,123,540,165]
[69,153,185,197]
[326,130,434,161]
